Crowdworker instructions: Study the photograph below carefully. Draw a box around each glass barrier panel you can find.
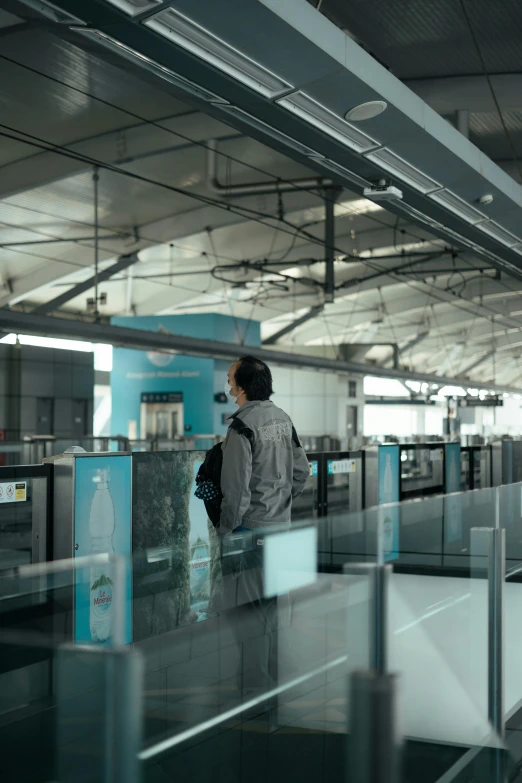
[387,523,511,782]
[0,554,129,647]
[497,481,522,573]
[323,487,499,575]
[0,632,142,783]
[0,554,141,783]
[134,523,375,783]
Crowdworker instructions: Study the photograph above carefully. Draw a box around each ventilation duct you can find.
[72,28,228,104]
[60,0,522,276]
[104,0,162,15]
[276,91,379,153]
[363,148,442,194]
[477,221,521,248]
[429,190,488,225]
[217,106,321,157]
[17,0,85,24]
[145,7,292,98]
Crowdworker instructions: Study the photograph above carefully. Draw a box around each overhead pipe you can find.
[0,309,517,395]
[207,139,333,197]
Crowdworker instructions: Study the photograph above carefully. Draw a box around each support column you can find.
[324,187,341,304]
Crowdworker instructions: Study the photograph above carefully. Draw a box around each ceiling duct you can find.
[429,190,487,225]
[216,107,321,158]
[72,28,229,104]
[144,7,292,98]
[56,0,522,277]
[362,148,442,195]
[104,0,162,16]
[276,92,380,154]
[17,0,85,24]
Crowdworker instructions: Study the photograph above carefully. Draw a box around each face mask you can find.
[224,381,241,404]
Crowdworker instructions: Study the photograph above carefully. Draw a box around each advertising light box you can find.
[74,455,132,645]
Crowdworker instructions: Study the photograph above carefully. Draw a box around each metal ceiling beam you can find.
[31,253,140,315]
[340,343,399,368]
[263,305,324,345]
[0,308,517,393]
[457,350,496,378]
[381,332,429,368]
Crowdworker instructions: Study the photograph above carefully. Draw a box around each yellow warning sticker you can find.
[15,483,26,501]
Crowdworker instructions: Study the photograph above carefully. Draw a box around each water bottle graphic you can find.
[89,468,115,642]
[383,453,393,502]
[189,537,210,620]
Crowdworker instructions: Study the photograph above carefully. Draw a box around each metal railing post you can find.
[344,562,391,673]
[348,670,400,783]
[343,562,399,780]
[488,527,505,740]
[470,526,506,744]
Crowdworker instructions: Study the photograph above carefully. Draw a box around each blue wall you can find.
[111,315,260,437]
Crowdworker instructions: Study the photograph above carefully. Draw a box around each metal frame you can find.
[0,308,518,393]
[399,442,446,501]
[0,464,52,564]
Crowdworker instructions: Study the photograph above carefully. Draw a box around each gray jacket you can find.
[219,400,310,535]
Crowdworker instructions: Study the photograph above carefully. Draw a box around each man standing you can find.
[220,355,309,534]
[219,355,310,701]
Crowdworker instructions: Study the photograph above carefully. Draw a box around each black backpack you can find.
[195,417,301,527]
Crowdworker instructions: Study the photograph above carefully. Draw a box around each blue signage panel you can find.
[378,445,400,562]
[309,461,318,477]
[74,455,132,645]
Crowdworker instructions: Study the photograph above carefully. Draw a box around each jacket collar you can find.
[230,399,273,418]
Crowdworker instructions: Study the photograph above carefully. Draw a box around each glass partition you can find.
[0,554,141,783]
[136,521,378,783]
[0,465,50,571]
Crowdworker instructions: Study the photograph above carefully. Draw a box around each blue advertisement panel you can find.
[74,455,132,645]
[445,443,462,544]
[378,445,400,562]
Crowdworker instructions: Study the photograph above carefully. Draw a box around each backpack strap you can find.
[230,416,255,446]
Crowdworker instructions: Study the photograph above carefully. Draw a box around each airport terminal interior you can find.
[3,0,522,781]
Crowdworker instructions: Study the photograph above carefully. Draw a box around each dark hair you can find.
[235,356,274,401]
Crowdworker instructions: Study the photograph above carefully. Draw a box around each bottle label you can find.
[91,574,113,618]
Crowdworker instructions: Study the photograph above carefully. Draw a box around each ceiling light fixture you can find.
[71,28,228,104]
[217,106,321,157]
[345,101,387,122]
[363,147,442,194]
[276,92,380,154]
[17,0,85,24]
[477,221,522,248]
[144,8,292,98]
[429,189,487,225]
[104,0,162,15]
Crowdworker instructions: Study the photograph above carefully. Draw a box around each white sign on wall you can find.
[0,482,26,503]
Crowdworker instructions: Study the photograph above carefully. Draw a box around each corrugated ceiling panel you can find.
[316,0,522,79]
